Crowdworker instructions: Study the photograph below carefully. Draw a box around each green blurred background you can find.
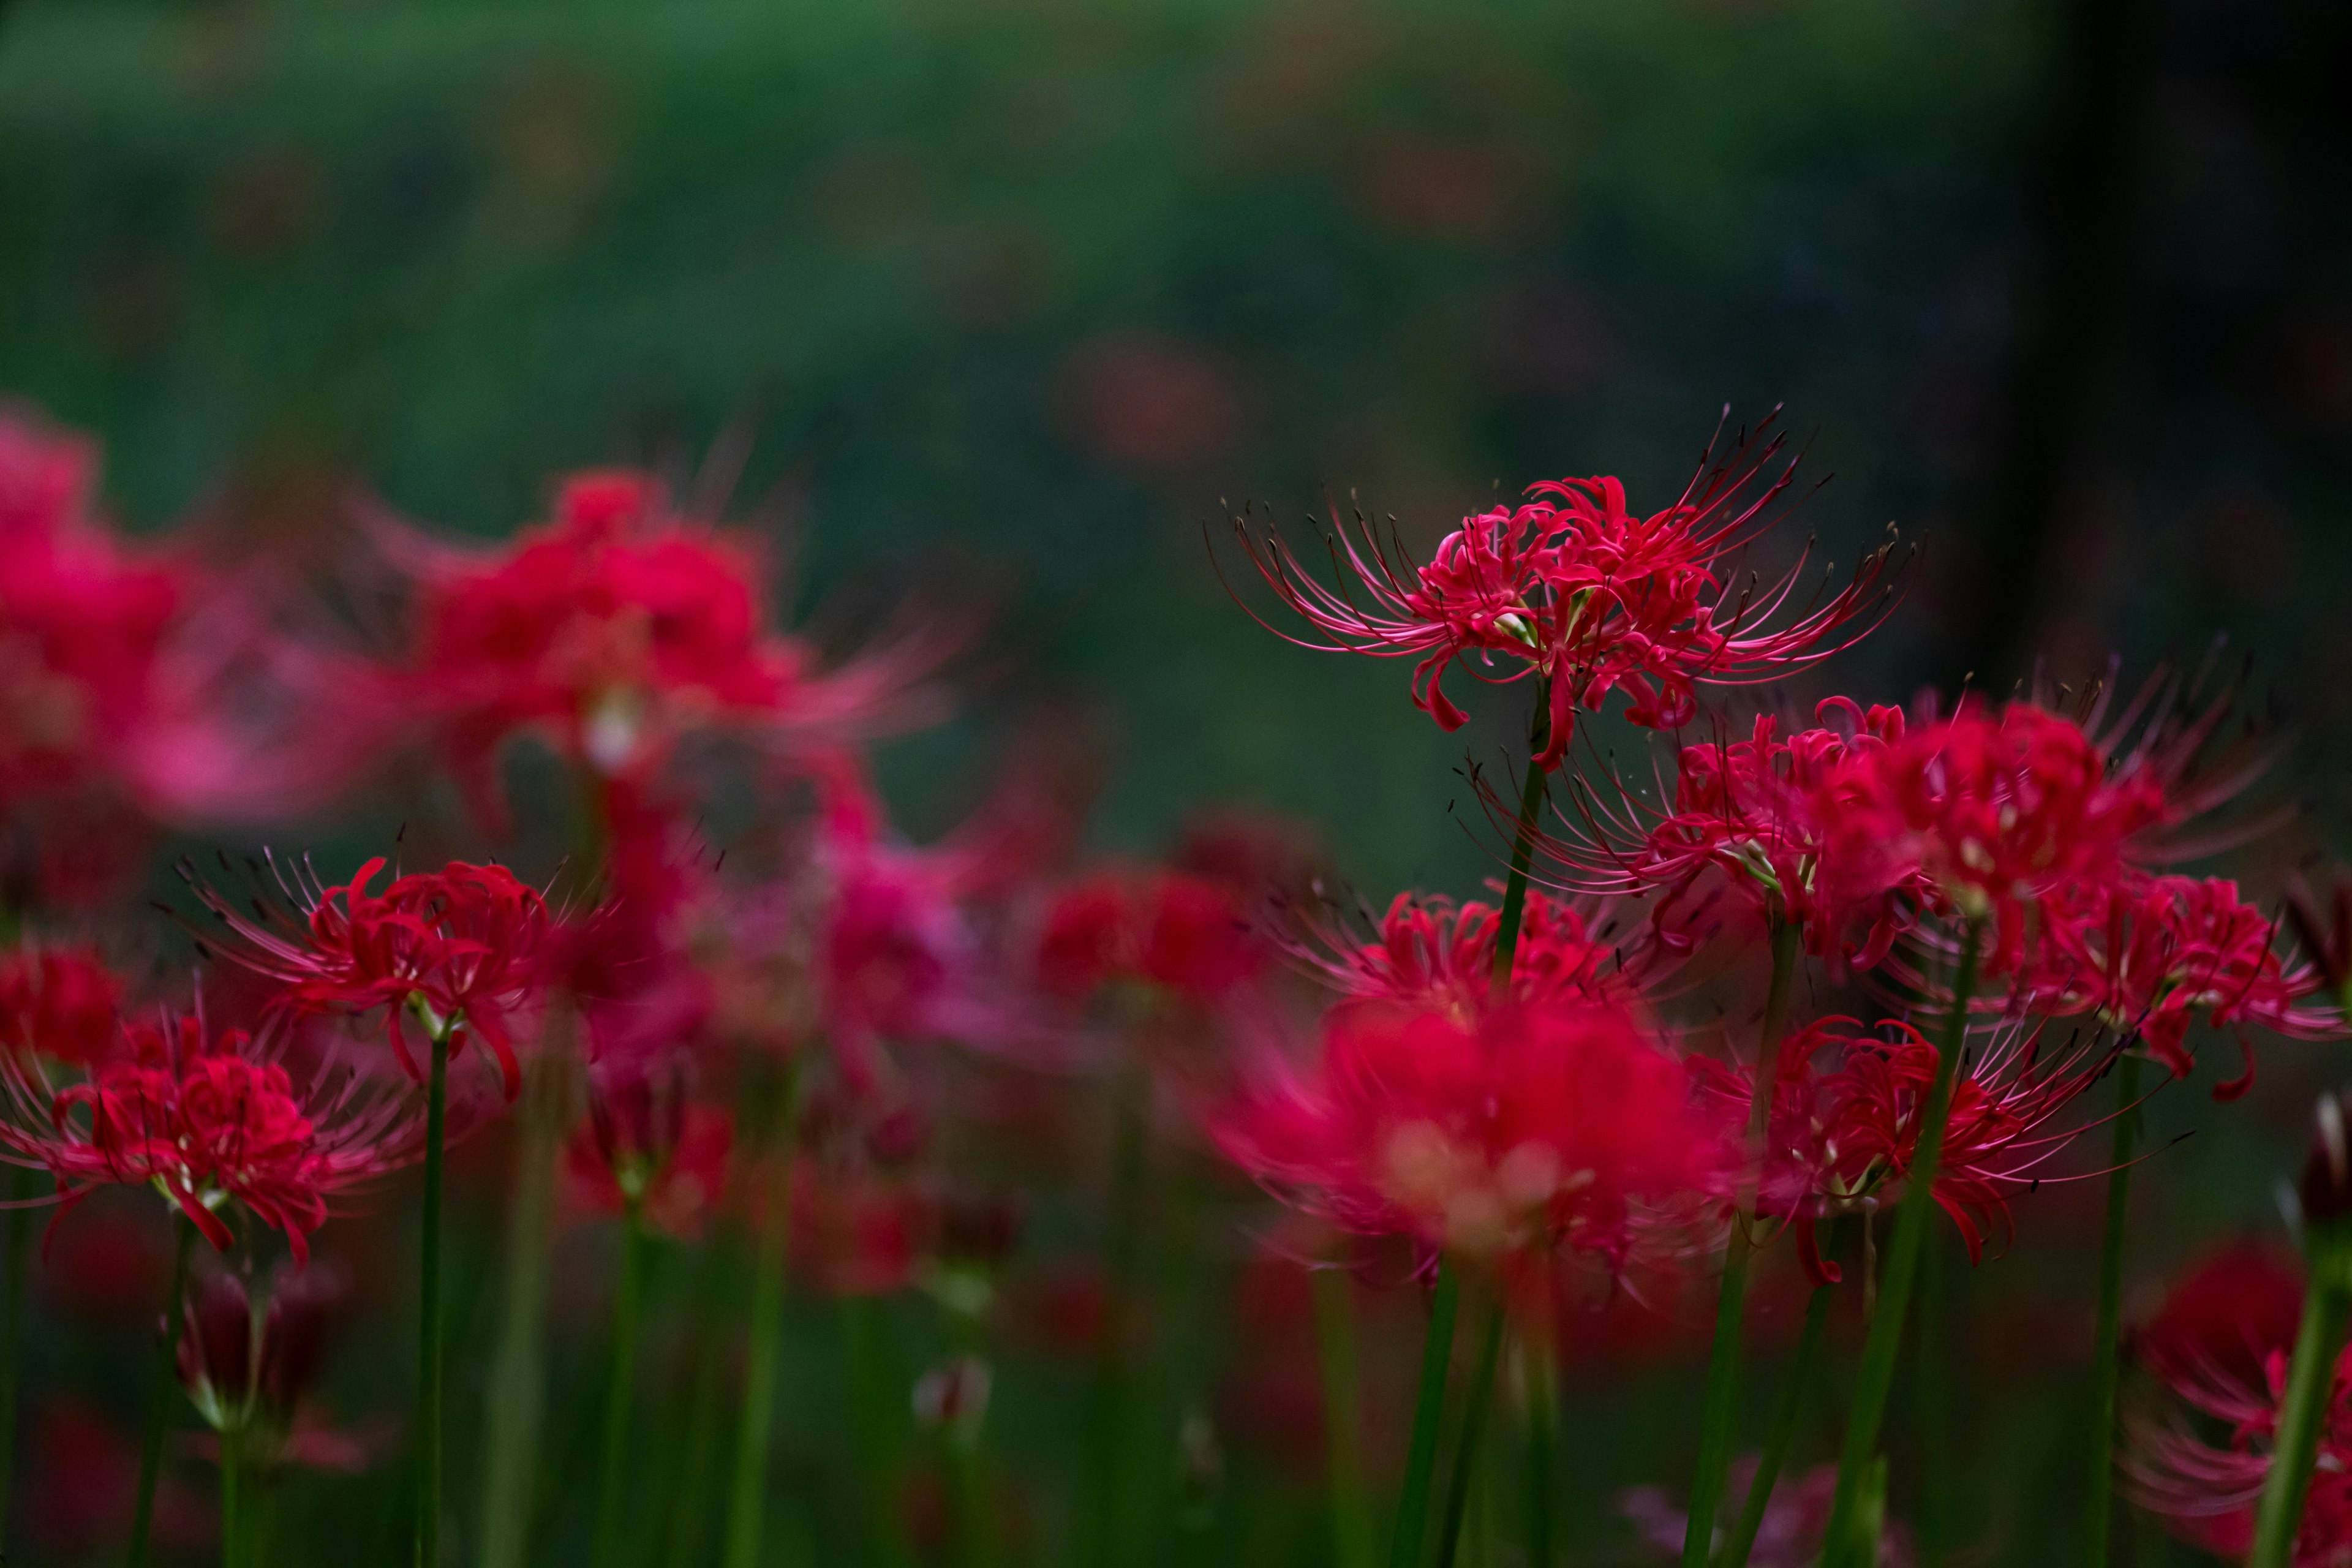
[2,0,2350,1562]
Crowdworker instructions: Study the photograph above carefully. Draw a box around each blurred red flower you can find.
[1211,998,1733,1272]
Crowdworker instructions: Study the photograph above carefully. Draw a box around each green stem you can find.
[1821,919,1983,1568]
[1489,752,1551,1001]
[2249,1274,2352,1568]
[593,1193,649,1568]
[416,1025,450,1568]
[841,1295,910,1568]
[1433,1295,1507,1568]
[127,1218,195,1568]
[1313,1265,1376,1568]
[722,1061,801,1568]
[1523,1341,1559,1568]
[1684,911,1801,1568]
[0,1164,38,1542]
[221,1433,243,1568]
[1390,1261,1461,1568]
[2082,1050,2143,1568]
[1914,1227,1951,1566]
[662,1232,736,1568]
[1722,1279,1834,1568]
[949,1436,992,1568]
[1080,1053,1153,1566]
[480,1050,569,1568]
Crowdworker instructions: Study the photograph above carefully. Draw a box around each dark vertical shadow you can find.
[1956,0,2157,690]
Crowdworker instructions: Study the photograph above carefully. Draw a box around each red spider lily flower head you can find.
[21,1399,212,1559]
[189,854,554,1098]
[790,1157,932,1296]
[1281,887,1657,1020]
[565,1082,733,1240]
[399,470,964,827]
[2135,1239,2307,1391]
[1,1008,423,1262]
[1032,867,1270,1008]
[1539,698,1918,970]
[1222,412,1900,768]
[803,756,1076,1084]
[1209,997,1735,1272]
[0,412,182,817]
[0,945,121,1065]
[1985,873,2332,1098]
[2124,1289,2352,1562]
[1622,1460,1915,1568]
[0,410,389,902]
[176,1264,350,1472]
[1688,1014,2113,1284]
[1812,700,2168,975]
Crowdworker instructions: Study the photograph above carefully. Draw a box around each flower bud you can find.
[177,1272,257,1433]
[2303,1092,2352,1229]
[2301,1091,2352,1293]
[911,1355,992,1447]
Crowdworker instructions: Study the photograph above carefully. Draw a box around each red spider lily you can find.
[1811,701,2167,975]
[1033,869,1268,1006]
[1221,415,1898,768]
[789,1157,932,1296]
[802,758,1077,1083]
[395,470,960,825]
[2135,1240,2307,1391]
[1958,872,2332,1096]
[1533,698,1922,970]
[178,1265,364,1472]
[1278,887,1658,1019]
[2124,1302,2352,1563]
[188,855,554,1098]
[0,944,121,1063]
[0,1009,422,1262]
[21,1399,212,1559]
[0,411,390,899]
[1687,1015,2113,1283]
[1208,998,1735,1271]
[564,1100,729,1241]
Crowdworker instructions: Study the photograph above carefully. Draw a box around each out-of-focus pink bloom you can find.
[790,1158,930,1296]
[0,410,390,897]
[1210,998,1733,1270]
[1544,699,1920,969]
[0,944,121,1063]
[178,1265,364,1473]
[1035,869,1267,1006]
[396,470,959,824]
[804,759,1073,1084]
[190,855,554,1097]
[564,1068,734,1240]
[1812,701,2166,974]
[2,1008,421,1263]
[1688,1016,2109,1283]
[1622,1460,1913,1567]
[40,1195,173,1319]
[2125,1251,2352,1564]
[1224,417,1898,767]
[2135,1239,2305,1390]
[1284,887,1654,1020]
[1977,872,2331,1096]
[21,1398,211,1559]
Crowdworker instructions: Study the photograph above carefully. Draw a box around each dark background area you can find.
[2,1,2350,1562]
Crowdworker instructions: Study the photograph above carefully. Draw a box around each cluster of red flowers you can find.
[1,394,2342,1567]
